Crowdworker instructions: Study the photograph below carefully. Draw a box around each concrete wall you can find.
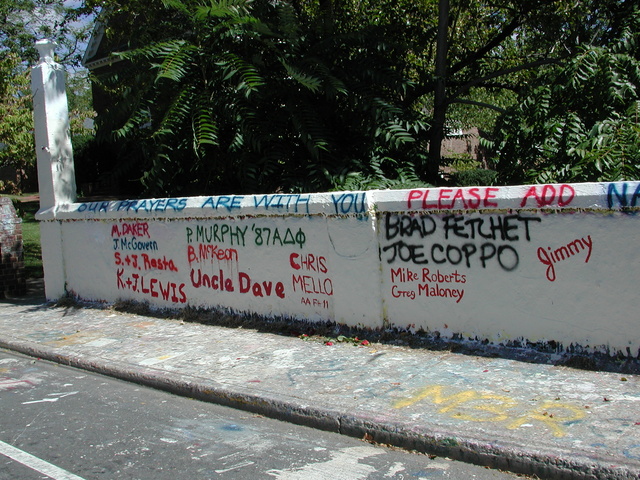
[0,197,26,298]
[31,41,640,357]
[36,182,640,355]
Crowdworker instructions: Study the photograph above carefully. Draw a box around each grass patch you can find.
[7,194,43,279]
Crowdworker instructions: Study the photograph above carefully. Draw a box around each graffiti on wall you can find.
[106,216,335,312]
[75,191,372,217]
[46,181,638,352]
[112,221,187,303]
[405,184,577,210]
[331,192,367,215]
[291,252,333,309]
[607,182,640,209]
[201,194,312,214]
[186,221,288,299]
[382,212,541,269]
[79,198,188,214]
[104,186,598,310]
[75,182,640,217]
[536,236,593,282]
[382,184,600,304]
[381,211,543,303]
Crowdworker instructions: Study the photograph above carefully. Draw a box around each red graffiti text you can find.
[520,184,575,208]
[407,187,499,210]
[116,269,187,303]
[111,222,150,238]
[537,235,593,282]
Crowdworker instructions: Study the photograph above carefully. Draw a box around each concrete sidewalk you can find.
[1,286,639,479]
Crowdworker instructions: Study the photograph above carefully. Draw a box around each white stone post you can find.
[32,40,76,300]
[31,39,77,207]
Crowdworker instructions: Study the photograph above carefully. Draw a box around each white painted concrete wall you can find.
[35,182,640,355]
[31,41,640,356]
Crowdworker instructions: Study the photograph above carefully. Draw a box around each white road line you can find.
[22,397,59,404]
[0,439,86,480]
[214,460,255,474]
[22,391,79,404]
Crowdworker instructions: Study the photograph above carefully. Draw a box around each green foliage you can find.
[0,0,93,67]
[442,153,497,187]
[0,0,95,193]
[93,0,429,196]
[0,54,35,193]
[67,70,96,137]
[450,169,497,187]
[8,196,43,279]
[487,9,640,184]
[575,101,640,181]
[327,156,431,191]
[444,153,481,172]
[77,0,640,192]
[418,0,640,183]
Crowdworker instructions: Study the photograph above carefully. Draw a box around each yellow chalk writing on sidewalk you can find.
[393,384,585,437]
[507,401,586,437]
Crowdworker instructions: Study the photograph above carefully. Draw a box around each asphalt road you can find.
[0,349,529,479]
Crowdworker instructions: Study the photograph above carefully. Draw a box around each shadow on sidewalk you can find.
[3,276,639,375]
[1,278,46,306]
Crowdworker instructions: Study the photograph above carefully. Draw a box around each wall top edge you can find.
[36,181,640,221]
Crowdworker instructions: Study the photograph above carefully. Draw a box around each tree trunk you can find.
[427,0,449,184]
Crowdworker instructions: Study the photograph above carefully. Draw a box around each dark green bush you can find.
[450,168,497,187]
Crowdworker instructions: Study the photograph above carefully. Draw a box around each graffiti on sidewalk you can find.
[0,358,42,391]
[392,384,586,437]
[0,377,36,391]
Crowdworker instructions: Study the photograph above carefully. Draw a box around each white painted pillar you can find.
[32,40,76,300]
[31,39,77,208]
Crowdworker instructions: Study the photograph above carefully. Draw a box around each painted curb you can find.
[1,335,638,480]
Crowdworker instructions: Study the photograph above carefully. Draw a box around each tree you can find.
[486,6,640,184]
[86,0,432,196]
[0,53,34,192]
[1,0,93,66]
[418,0,640,183]
[79,0,640,194]
[67,69,96,137]
[0,0,95,193]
